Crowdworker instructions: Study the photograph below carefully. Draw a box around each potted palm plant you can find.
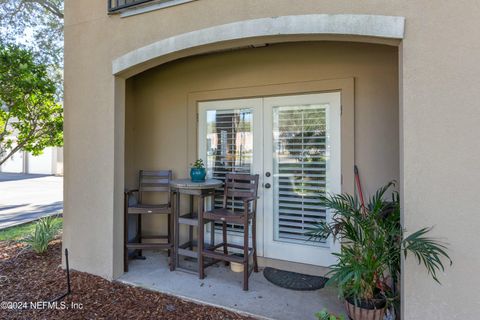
[308,182,452,320]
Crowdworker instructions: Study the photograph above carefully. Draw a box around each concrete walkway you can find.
[0,173,63,229]
[119,251,345,320]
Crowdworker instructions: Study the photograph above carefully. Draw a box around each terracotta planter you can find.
[345,299,386,320]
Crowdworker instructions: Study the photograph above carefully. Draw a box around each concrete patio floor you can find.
[118,251,346,320]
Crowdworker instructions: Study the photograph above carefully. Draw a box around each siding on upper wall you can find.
[125,41,399,235]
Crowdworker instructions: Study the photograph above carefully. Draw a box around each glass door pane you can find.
[205,108,253,179]
[205,108,253,233]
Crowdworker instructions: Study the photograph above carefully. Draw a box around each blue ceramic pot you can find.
[190,168,206,182]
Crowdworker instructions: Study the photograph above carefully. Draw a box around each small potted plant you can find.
[308,182,452,320]
[315,308,345,320]
[190,159,206,182]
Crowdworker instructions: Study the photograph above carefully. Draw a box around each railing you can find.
[108,0,156,13]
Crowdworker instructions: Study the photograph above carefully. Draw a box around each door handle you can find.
[264,183,271,189]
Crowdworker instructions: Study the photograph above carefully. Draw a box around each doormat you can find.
[263,267,328,291]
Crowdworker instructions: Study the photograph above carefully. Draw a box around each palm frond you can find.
[402,227,452,283]
[306,220,332,241]
[368,181,395,214]
[320,193,359,218]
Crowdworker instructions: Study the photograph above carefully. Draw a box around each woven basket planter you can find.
[345,300,386,320]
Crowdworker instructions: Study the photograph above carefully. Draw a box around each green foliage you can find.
[0,217,62,241]
[0,0,63,94]
[307,182,452,305]
[24,216,61,253]
[315,308,345,320]
[0,221,37,241]
[192,159,205,169]
[0,43,63,166]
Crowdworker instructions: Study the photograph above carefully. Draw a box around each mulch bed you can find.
[0,240,255,320]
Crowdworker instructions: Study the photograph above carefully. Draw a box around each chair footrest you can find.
[126,243,172,250]
[202,247,253,263]
[178,212,198,226]
[179,240,215,250]
[127,208,172,214]
[211,242,253,251]
[141,235,169,240]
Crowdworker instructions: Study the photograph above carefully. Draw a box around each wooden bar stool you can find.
[124,170,174,272]
[198,173,259,291]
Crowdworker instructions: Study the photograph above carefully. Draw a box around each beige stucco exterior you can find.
[64,1,480,318]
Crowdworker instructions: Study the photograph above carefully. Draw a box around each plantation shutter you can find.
[273,105,328,243]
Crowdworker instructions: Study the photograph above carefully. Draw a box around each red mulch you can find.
[0,240,255,320]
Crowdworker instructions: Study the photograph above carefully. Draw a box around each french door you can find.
[198,92,341,267]
[198,98,264,252]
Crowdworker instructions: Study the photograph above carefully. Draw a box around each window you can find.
[108,0,194,15]
[108,0,155,12]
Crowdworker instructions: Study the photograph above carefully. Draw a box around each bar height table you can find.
[170,178,223,273]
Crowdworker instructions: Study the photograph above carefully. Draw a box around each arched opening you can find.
[113,16,402,318]
[113,14,404,77]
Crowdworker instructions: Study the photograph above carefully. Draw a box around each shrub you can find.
[308,182,452,311]
[315,308,345,320]
[24,216,61,253]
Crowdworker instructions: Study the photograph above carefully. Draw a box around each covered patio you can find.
[118,38,399,319]
[104,14,403,320]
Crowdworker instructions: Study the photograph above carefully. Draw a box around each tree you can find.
[0,44,63,166]
[0,0,64,95]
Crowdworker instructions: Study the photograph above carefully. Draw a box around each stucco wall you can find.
[65,1,480,318]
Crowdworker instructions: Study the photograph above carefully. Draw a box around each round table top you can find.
[170,178,223,190]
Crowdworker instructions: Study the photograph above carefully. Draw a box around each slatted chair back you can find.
[222,173,259,210]
[138,170,172,204]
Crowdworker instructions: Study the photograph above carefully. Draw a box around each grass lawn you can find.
[0,216,62,241]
